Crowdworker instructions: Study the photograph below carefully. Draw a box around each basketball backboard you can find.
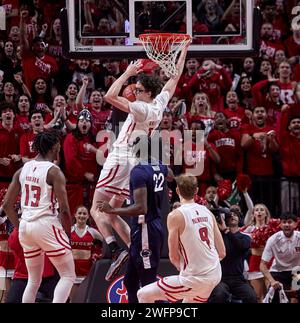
[61,0,260,59]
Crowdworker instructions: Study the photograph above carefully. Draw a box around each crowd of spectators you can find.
[0,0,300,303]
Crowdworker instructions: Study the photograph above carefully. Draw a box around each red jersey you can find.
[8,228,55,279]
[284,35,300,58]
[0,123,22,178]
[86,104,111,136]
[241,124,276,176]
[278,108,300,177]
[20,131,37,159]
[208,129,243,174]
[183,67,232,112]
[279,82,296,105]
[22,50,58,90]
[222,106,249,130]
[183,142,217,195]
[71,225,102,276]
[15,114,31,132]
[63,133,98,183]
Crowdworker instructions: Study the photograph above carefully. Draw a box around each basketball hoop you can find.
[139,33,191,78]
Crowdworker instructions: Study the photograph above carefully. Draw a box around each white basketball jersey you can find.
[19,160,59,221]
[177,203,221,287]
[105,91,169,165]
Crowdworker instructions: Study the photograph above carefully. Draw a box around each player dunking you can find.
[137,175,226,303]
[3,130,76,303]
[90,42,190,281]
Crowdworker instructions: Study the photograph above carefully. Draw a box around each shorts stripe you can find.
[157,280,191,294]
[104,189,121,196]
[96,168,113,186]
[58,230,71,248]
[24,248,42,254]
[45,247,65,254]
[194,296,207,302]
[96,166,120,189]
[161,278,186,290]
[24,253,42,259]
[165,292,180,302]
[52,226,71,250]
[105,185,123,192]
[47,252,66,258]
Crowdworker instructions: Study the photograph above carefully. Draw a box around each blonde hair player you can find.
[137,174,226,303]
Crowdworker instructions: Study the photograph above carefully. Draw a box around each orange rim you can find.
[139,33,191,43]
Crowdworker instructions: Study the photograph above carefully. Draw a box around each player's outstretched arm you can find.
[162,41,191,99]
[2,169,22,229]
[104,60,144,113]
[212,213,226,260]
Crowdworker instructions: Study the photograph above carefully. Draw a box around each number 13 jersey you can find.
[19,160,59,221]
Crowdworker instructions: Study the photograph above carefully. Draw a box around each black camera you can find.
[211,206,231,224]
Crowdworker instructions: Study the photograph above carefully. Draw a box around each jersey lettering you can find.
[24,184,41,207]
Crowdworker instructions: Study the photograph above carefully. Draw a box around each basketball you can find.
[140,59,159,74]
[122,83,136,102]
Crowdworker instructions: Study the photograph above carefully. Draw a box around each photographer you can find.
[208,208,258,303]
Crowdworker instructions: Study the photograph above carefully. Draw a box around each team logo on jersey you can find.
[106,275,128,303]
[140,248,152,258]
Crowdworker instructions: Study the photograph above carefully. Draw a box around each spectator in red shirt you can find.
[14,94,31,132]
[0,102,22,182]
[65,82,80,127]
[278,104,300,214]
[241,106,279,215]
[259,22,285,60]
[277,61,296,105]
[236,76,254,111]
[63,109,99,214]
[6,227,59,303]
[183,59,232,111]
[19,10,58,90]
[20,109,45,163]
[76,76,111,137]
[184,92,215,136]
[184,120,220,196]
[176,58,200,99]
[252,79,283,128]
[208,112,243,182]
[223,90,251,130]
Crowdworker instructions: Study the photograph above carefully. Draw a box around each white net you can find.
[139,34,191,78]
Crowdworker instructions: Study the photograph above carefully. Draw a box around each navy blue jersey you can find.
[129,161,168,226]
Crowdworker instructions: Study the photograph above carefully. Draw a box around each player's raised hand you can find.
[125,60,144,77]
